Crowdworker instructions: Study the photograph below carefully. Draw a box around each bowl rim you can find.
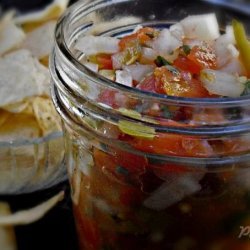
[0,131,63,148]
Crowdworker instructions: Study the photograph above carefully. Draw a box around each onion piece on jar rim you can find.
[75,35,119,56]
[123,64,154,82]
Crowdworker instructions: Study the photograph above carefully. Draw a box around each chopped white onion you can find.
[115,70,133,87]
[183,39,203,48]
[215,31,238,67]
[111,52,124,69]
[200,69,245,97]
[141,47,157,61]
[225,25,236,44]
[220,58,246,75]
[83,62,99,72]
[91,198,114,214]
[123,64,154,82]
[152,29,182,55]
[79,151,94,177]
[143,173,202,211]
[227,44,239,58]
[75,35,119,56]
[169,22,184,40]
[180,13,220,41]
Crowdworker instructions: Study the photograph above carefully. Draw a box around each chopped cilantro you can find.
[182,45,191,55]
[154,56,172,67]
[225,107,242,120]
[161,105,173,119]
[145,32,155,38]
[241,80,250,96]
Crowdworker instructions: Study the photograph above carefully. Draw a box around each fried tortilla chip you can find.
[2,100,30,114]
[0,110,11,127]
[0,113,40,141]
[32,97,62,136]
[22,20,56,59]
[15,0,69,32]
[0,203,17,250]
[0,12,26,56]
[0,191,64,226]
[0,49,50,107]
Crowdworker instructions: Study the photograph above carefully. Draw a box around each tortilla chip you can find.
[0,191,64,226]
[15,0,69,32]
[0,203,17,250]
[22,21,56,59]
[0,49,50,107]
[0,110,11,127]
[32,97,62,135]
[2,100,30,114]
[0,12,26,56]
[0,113,40,141]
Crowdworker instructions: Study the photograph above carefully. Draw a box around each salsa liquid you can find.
[68,142,250,250]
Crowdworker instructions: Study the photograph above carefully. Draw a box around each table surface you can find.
[0,1,249,250]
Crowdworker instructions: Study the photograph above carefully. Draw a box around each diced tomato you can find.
[119,186,143,206]
[136,74,163,93]
[93,148,147,183]
[181,78,210,98]
[113,149,148,175]
[98,89,118,108]
[96,53,113,70]
[188,44,217,70]
[119,27,155,50]
[136,27,156,45]
[119,33,138,51]
[154,67,209,98]
[174,44,217,75]
[174,56,202,74]
[131,133,214,157]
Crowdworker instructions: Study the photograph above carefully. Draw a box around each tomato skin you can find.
[131,133,214,157]
[153,67,209,98]
[96,54,113,70]
[180,78,210,98]
[119,186,143,207]
[94,148,147,184]
[188,44,217,70]
[119,33,138,51]
[136,74,162,93]
[98,89,118,108]
[119,27,155,50]
[174,56,202,74]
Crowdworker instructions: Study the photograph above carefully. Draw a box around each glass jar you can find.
[50,0,250,249]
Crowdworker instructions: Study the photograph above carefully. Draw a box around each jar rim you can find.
[55,0,250,108]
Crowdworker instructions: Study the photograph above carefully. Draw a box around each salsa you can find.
[70,13,250,250]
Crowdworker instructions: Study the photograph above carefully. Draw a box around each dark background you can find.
[0,0,249,250]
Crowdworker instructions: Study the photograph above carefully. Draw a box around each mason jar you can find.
[50,0,250,249]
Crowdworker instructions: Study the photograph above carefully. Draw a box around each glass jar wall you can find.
[50,0,250,249]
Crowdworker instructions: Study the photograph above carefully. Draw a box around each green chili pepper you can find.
[182,45,191,55]
[118,120,156,139]
[232,20,250,76]
[155,56,172,67]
